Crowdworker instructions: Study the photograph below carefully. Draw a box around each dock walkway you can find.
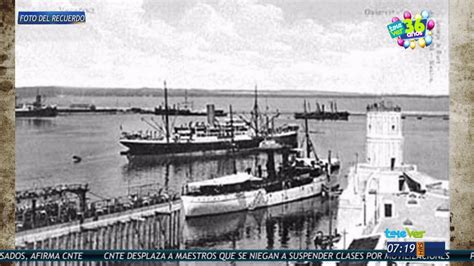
[16,200,182,250]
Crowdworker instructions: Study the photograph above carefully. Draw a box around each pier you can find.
[16,184,183,265]
[16,184,180,231]
[16,201,182,266]
[349,110,449,119]
[16,201,182,249]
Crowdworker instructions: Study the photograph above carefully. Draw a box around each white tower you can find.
[365,101,403,169]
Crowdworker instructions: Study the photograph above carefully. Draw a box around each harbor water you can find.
[16,94,448,249]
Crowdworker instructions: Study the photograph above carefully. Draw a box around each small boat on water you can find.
[15,93,57,118]
[72,155,82,163]
[291,150,340,174]
[321,184,343,199]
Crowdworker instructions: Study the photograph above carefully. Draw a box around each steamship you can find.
[120,120,298,156]
[15,93,57,117]
[182,146,335,217]
[294,100,349,121]
[182,170,325,217]
[120,82,298,157]
[154,90,226,117]
[182,113,341,218]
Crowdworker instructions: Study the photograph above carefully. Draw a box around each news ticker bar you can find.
[0,250,473,262]
[18,11,86,24]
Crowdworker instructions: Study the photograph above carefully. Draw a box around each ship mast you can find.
[253,84,259,137]
[184,89,192,109]
[303,100,319,161]
[304,100,311,158]
[230,105,235,144]
[230,105,237,174]
[164,81,170,143]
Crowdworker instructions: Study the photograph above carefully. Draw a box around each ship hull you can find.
[154,108,226,117]
[294,112,349,121]
[182,177,324,218]
[120,132,297,156]
[15,107,58,117]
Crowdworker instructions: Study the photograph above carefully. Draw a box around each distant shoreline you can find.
[16,86,449,99]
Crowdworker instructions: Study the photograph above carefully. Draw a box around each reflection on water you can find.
[121,152,270,195]
[16,117,55,128]
[123,147,285,169]
[185,196,338,250]
[123,150,267,170]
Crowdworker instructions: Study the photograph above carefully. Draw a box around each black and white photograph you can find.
[14,0,450,264]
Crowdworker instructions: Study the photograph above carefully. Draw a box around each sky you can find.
[16,0,449,94]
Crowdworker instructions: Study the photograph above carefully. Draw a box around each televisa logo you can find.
[385,228,426,239]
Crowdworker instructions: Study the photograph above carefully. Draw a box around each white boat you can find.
[182,106,341,218]
[182,171,325,218]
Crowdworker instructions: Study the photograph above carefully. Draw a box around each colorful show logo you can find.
[387,10,436,50]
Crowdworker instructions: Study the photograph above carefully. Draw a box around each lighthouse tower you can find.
[365,101,403,169]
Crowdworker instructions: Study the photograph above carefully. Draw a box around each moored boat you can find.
[120,123,298,156]
[182,170,325,218]
[181,147,327,218]
[120,82,299,157]
[154,89,226,117]
[294,100,349,121]
[16,93,57,118]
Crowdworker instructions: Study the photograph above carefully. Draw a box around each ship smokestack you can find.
[207,104,216,126]
[34,87,41,108]
[34,94,42,108]
[328,150,332,175]
[266,150,276,179]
